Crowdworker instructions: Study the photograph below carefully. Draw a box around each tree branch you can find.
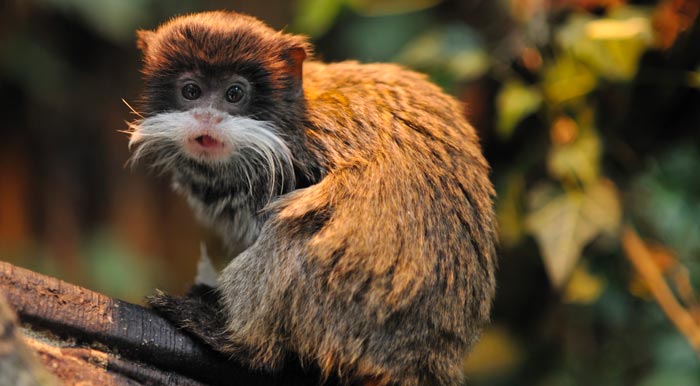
[621,227,700,352]
[0,261,323,385]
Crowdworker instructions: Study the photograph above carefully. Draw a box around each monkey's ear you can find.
[285,45,307,81]
[281,45,307,95]
[136,30,156,53]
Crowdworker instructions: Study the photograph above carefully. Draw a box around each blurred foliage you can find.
[1,0,700,385]
[632,145,700,258]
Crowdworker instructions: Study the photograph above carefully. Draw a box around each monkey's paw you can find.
[147,286,233,354]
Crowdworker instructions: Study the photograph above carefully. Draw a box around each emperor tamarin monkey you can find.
[129,11,497,386]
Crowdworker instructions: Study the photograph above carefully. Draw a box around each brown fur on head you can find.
[136,11,311,124]
[136,11,310,82]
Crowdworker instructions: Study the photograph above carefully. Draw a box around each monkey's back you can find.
[259,61,498,385]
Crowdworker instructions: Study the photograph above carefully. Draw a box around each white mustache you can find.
[128,108,295,200]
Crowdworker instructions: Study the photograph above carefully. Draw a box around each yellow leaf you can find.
[547,121,601,185]
[563,263,606,304]
[586,17,650,40]
[628,273,653,300]
[526,180,621,288]
[496,173,526,247]
[556,7,654,80]
[688,70,700,88]
[463,326,522,377]
[496,80,543,139]
[543,54,598,104]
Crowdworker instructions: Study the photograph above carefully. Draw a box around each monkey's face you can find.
[130,70,286,161]
[128,72,295,206]
[128,12,307,209]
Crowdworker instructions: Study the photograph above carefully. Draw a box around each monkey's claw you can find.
[147,288,232,354]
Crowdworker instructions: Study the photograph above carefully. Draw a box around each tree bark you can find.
[0,261,323,386]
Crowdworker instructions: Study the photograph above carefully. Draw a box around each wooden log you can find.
[0,292,56,386]
[0,261,323,386]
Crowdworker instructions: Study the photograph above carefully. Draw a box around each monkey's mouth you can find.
[183,133,230,162]
[193,134,224,148]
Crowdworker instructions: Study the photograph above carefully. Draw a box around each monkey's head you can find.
[129,11,310,213]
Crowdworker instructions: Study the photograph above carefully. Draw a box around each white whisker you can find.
[121,98,144,119]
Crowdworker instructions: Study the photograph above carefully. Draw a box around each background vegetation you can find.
[1,0,699,384]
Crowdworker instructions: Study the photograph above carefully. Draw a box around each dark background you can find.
[1,0,699,384]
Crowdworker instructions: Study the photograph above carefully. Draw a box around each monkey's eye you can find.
[181,83,201,100]
[225,85,245,104]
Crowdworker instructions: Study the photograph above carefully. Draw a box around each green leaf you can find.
[293,0,344,37]
[83,230,159,303]
[652,332,700,370]
[395,23,489,83]
[525,180,621,288]
[690,67,700,88]
[562,263,606,304]
[631,145,700,259]
[0,35,71,109]
[638,370,700,386]
[547,121,601,185]
[542,54,598,104]
[556,7,653,81]
[496,80,542,139]
[347,0,441,16]
[341,11,431,62]
[38,0,152,42]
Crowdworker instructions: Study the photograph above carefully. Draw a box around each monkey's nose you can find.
[193,111,224,124]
